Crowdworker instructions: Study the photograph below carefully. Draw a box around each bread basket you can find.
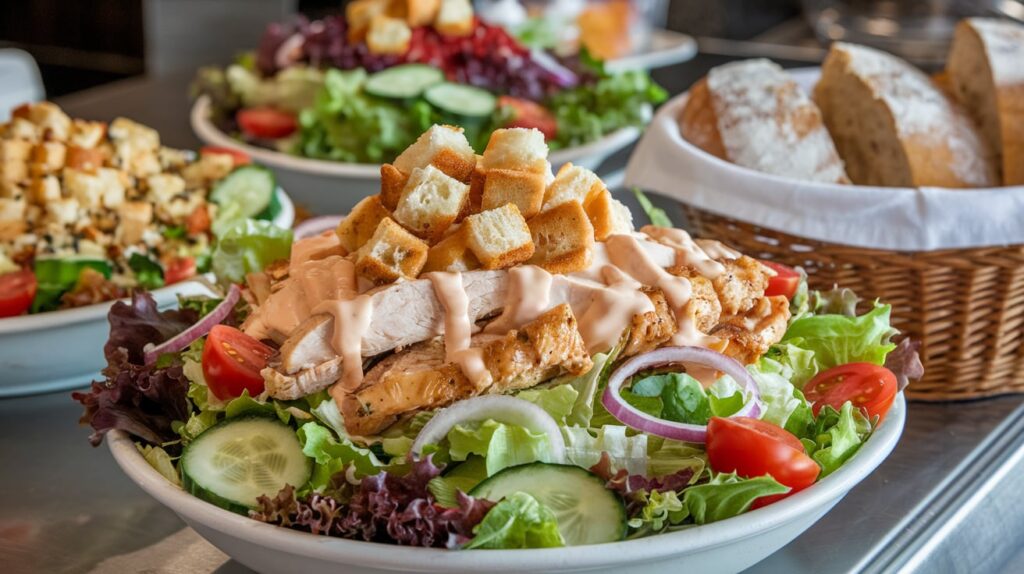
[625,68,1024,401]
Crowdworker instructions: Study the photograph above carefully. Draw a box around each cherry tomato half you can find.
[202,325,274,400]
[706,417,820,508]
[236,107,297,139]
[200,146,251,166]
[804,362,898,422]
[498,96,557,141]
[0,269,37,318]
[163,256,197,285]
[762,261,801,299]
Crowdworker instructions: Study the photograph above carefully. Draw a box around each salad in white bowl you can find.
[77,125,919,555]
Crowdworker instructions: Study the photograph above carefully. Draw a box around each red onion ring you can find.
[142,284,241,365]
[601,346,762,443]
[293,215,343,240]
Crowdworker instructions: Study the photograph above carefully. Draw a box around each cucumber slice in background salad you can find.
[424,83,497,119]
[31,256,113,313]
[365,64,445,100]
[181,416,311,514]
[471,462,627,545]
[210,165,276,234]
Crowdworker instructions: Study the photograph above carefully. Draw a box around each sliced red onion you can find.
[142,284,241,365]
[529,49,578,88]
[601,346,762,443]
[411,395,566,463]
[293,215,343,240]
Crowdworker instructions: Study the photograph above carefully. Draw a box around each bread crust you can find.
[678,78,728,160]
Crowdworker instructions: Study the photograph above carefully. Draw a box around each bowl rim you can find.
[0,188,294,334]
[190,95,641,178]
[107,393,905,570]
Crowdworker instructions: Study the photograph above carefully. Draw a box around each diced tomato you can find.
[804,363,898,422]
[236,107,298,139]
[498,96,557,140]
[200,146,251,166]
[0,269,37,318]
[185,204,211,236]
[762,261,801,299]
[706,417,820,509]
[202,325,274,400]
[163,256,197,285]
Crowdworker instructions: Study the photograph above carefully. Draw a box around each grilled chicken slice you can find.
[341,304,592,436]
[263,357,343,400]
[711,256,772,316]
[713,295,791,364]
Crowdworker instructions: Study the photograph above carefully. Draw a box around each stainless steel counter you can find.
[2,53,1023,574]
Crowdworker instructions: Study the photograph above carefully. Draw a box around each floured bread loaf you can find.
[679,58,848,184]
[947,18,1024,186]
[815,42,998,188]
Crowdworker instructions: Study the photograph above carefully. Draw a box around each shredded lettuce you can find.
[211,219,293,284]
[561,350,617,427]
[464,492,565,549]
[514,384,579,424]
[226,64,324,113]
[782,301,897,371]
[137,444,181,487]
[683,472,789,525]
[646,437,706,480]
[447,420,556,477]
[627,489,687,534]
[563,425,648,476]
[803,402,872,477]
[298,421,386,492]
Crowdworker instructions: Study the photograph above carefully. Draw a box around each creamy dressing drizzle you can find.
[640,225,727,278]
[427,271,494,389]
[484,265,553,334]
[577,268,653,353]
[314,295,373,391]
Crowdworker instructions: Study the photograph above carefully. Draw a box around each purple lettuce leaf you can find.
[104,291,198,365]
[589,453,700,519]
[884,338,924,392]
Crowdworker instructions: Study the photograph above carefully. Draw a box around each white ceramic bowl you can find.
[191,96,641,213]
[0,189,294,397]
[108,394,905,574]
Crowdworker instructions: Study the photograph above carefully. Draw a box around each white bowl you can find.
[107,394,905,574]
[191,95,641,214]
[0,189,294,397]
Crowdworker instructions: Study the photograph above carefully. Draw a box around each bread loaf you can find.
[947,18,1024,186]
[678,59,848,184]
[814,42,997,188]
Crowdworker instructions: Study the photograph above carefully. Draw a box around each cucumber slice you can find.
[365,64,445,100]
[33,256,112,285]
[424,83,497,119]
[470,463,626,545]
[210,165,276,220]
[181,416,311,514]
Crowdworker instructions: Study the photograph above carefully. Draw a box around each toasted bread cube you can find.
[146,173,186,205]
[346,0,388,42]
[337,194,391,252]
[527,201,594,274]
[481,168,546,219]
[64,168,103,209]
[117,201,153,245]
[423,225,479,272]
[584,189,634,240]
[464,203,534,269]
[543,163,604,211]
[393,125,476,182]
[435,0,474,37]
[32,142,66,174]
[108,117,159,150]
[0,140,32,162]
[66,146,106,172]
[22,102,72,142]
[380,163,408,210]
[393,164,469,241]
[6,118,39,142]
[30,176,61,205]
[366,15,412,55]
[355,217,429,283]
[69,119,106,149]
[482,128,549,174]
[0,196,27,223]
[0,159,27,184]
[467,156,485,214]
[98,168,127,209]
[389,0,440,27]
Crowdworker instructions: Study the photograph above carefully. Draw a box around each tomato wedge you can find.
[200,146,251,166]
[706,417,820,508]
[163,256,197,285]
[804,362,898,422]
[202,325,275,400]
[236,107,297,139]
[762,261,800,299]
[498,96,557,140]
[0,269,37,318]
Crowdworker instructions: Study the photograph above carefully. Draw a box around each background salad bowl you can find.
[107,394,905,574]
[0,189,294,397]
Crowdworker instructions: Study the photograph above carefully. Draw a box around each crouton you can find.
[146,173,186,205]
[389,0,440,27]
[482,128,549,174]
[0,160,27,185]
[117,201,152,245]
[393,125,476,182]
[423,225,479,272]
[379,164,408,210]
[30,176,61,205]
[584,189,634,240]
[393,164,469,241]
[66,146,106,172]
[336,194,391,252]
[435,0,474,37]
[5,118,39,143]
[346,0,388,42]
[0,140,32,162]
[23,102,72,142]
[464,203,535,269]
[481,168,546,219]
[366,15,412,56]
[31,142,66,174]
[527,200,594,274]
[543,163,604,210]
[69,120,106,149]
[355,217,429,283]
[467,156,485,214]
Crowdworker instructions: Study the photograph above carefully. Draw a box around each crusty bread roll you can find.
[947,18,1024,186]
[679,59,848,184]
[814,42,997,188]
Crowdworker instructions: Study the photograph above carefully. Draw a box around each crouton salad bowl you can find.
[79,126,915,573]
[0,102,295,396]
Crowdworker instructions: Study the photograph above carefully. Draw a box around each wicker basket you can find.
[680,204,1024,401]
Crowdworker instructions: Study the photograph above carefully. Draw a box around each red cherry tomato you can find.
[236,107,298,139]
[200,146,252,166]
[202,325,274,400]
[163,256,197,285]
[706,417,820,509]
[761,261,801,299]
[0,269,37,318]
[498,96,557,140]
[804,363,898,422]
